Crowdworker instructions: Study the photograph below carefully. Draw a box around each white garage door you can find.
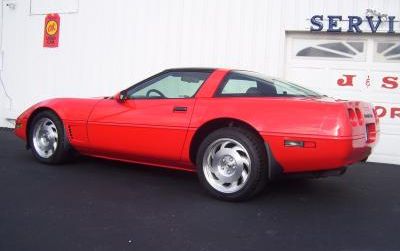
[285,33,400,165]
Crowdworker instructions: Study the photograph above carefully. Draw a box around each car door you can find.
[87,70,211,166]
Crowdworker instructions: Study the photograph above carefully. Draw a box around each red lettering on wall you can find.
[381,76,398,89]
[374,106,387,118]
[365,75,371,88]
[374,106,400,119]
[337,75,356,86]
[391,108,400,118]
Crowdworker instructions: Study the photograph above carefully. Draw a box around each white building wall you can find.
[1,0,399,163]
[0,0,289,126]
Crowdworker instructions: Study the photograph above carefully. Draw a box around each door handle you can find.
[173,106,187,112]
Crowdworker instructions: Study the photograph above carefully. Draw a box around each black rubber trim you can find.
[264,143,284,180]
[282,167,347,179]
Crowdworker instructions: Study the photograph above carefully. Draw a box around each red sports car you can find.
[15,68,379,200]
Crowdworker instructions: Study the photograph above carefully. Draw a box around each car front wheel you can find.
[29,110,73,164]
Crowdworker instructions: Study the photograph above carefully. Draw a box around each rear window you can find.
[216,71,321,97]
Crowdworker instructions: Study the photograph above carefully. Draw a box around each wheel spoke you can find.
[220,141,231,150]
[241,156,250,168]
[232,146,245,154]
[241,170,249,180]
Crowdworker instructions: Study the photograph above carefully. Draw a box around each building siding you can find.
[1,0,399,163]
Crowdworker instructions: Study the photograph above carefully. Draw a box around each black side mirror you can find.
[116,90,128,102]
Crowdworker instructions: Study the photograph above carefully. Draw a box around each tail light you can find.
[366,123,377,143]
[348,108,365,126]
[348,108,357,126]
[355,108,364,125]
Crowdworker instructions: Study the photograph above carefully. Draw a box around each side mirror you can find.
[115,90,128,103]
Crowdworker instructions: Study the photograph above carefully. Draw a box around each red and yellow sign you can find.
[43,13,60,48]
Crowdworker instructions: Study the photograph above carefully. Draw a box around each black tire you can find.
[28,110,74,164]
[196,127,268,201]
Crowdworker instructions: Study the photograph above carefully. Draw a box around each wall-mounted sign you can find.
[336,74,400,120]
[309,9,398,33]
[43,13,60,48]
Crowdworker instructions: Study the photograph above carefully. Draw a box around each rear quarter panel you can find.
[190,97,347,136]
[184,97,362,172]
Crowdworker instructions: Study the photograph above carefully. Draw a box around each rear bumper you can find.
[262,133,373,173]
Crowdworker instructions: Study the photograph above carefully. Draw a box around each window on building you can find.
[293,39,366,61]
[374,42,400,62]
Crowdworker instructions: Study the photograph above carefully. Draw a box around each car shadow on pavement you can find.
[65,155,356,206]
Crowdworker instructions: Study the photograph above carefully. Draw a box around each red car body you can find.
[15,68,379,177]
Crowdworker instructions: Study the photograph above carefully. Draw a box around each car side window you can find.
[217,72,277,97]
[221,79,257,94]
[127,71,210,99]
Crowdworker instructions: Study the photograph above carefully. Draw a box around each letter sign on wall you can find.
[43,13,60,48]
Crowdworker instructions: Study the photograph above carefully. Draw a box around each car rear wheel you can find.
[29,111,73,164]
[196,127,268,201]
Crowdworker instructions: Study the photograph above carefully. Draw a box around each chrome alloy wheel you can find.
[32,118,59,158]
[202,138,251,193]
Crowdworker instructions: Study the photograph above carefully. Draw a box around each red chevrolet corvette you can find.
[15,68,379,200]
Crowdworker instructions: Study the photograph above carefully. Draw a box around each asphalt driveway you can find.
[0,128,399,251]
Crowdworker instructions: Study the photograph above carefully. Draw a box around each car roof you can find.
[162,68,280,82]
[231,69,284,82]
[163,67,217,73]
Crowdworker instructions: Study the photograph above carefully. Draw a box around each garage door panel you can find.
[374,135,400,155]
[368,154,400,165]
[373,102,400,129]
[287,67,369,94]
[364,93,400,104]
[323,89,364,99]
[286,33,400,165]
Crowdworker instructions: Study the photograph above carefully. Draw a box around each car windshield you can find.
[235,70,322,97]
